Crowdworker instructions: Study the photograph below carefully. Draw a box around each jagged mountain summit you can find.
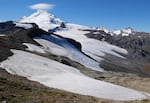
[0,10,150,102]
[19,10,64,31]
[96,27,133,36]
[19,10,90,33]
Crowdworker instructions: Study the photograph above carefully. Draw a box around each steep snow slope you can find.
[19,10,62,31]
[56,24,128,62]
[34,34,102,71]
[0,50,148,101]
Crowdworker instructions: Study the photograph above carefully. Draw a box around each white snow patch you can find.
[15,22,33,29]
[0,50,148,101]
[34,38,68,56]
[122,28,132,34]
[112,30,121,35]
[122,33,129,36]
[66,23,90,30]
[110,28,132,36]
[23,43,46,54]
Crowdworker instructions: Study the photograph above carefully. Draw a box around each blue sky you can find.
[0,0,150,32]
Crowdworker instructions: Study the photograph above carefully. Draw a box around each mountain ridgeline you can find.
[0,10,150,102]
[1,12,150,77]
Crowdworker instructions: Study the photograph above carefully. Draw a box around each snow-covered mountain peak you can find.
[122,27,133,34]
[19,10,63,31]
[95,26,133,37]
[18,10,134,37]
[110,27,133,36]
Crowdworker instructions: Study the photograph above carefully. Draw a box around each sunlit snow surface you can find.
[0,50,148,101]
[19,10,62,31]
[14,22,33,29]
[23,43,46,54]
[56,23,128,62]
[34,34,102,71]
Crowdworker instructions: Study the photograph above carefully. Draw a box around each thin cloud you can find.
[29,3,55,10]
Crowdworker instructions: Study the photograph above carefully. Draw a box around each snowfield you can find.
[0,50,149,101]
[34,38,68,56]
[34,34,102,71]
[56,23,128,62]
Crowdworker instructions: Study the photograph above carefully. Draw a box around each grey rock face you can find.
[0,21,39,35]
[0,21,15,34]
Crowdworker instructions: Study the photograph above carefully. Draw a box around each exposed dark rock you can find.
[67,38,82,51]
[0,21,16,34]
[60,22,66,28]
[0,47,13,62]
[85,30,112,41]
[48,22,66,32]
[61,59,72,66]
[0,21,39,35]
